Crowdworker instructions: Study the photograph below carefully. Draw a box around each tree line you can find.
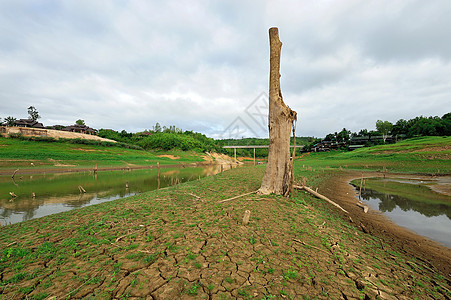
[98,123,222,153]
[304,113,450,151]
[3,108,449,154]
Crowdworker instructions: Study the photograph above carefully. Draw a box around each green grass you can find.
[0,136,205,171]
[298,136,450,174]
[0,136,449,299]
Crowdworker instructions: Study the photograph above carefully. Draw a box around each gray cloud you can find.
[1,0,450,139]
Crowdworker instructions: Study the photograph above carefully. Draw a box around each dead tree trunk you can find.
[258,27,297,196]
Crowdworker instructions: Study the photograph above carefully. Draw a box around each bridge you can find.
[222,145,304,164]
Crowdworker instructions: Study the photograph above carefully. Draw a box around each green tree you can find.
[75,119,85,125]
[152,122,162,133]
[375,120,393,142]
[324,133,335,141]
[4,116,16,126]
[337,128,351,144]
[27,106,40,121]
[442,113,451,135]
[391,119,408,136]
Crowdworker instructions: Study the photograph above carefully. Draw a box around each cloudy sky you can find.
[1,0,450,139]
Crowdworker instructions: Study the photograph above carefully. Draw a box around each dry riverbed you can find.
[0,167,449,299]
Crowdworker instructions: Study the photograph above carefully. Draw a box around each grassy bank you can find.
[350,178,450,205]
[298,136,450,174]
[0,137,206,172]
[1,166,449,299]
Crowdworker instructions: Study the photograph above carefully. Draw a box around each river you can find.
[0,164,236,225]
[355,176,451,247]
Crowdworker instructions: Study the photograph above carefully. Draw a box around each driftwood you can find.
[186,192,201,201]
[11,168,19,179]
[356,202,369,213]
[360,222,369,234]
[242,210,251,225]
[294,185,348,213]
[293,239,330,254]
[218,191,257,203]
[358,177,363,199]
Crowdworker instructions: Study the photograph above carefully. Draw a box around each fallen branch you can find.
[360,222,369,234]
[115,235,127,243]
[114,229,142,243]
[294,185,348,214]
[138,249,153,254]
[218,191,257,203]
[242,210,251,225]
[432,279,451,295]
[186,192,201,201]
[293,239,330,254]
[11,168,19,179]
[356,202,369,213]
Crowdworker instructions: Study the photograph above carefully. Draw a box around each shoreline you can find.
[319,170,451,278]
[0,160,245,176]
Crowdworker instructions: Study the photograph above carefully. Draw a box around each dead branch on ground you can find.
[294,185,348,213]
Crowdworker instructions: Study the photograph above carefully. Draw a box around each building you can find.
[63,124,98,135]
[13,119,45,129]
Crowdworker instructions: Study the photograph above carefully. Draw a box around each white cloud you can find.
[0,0,450,138]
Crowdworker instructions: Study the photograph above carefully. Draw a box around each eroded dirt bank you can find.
[317,170,451,278]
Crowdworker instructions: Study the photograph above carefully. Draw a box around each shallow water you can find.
[0,164,234,225]
[358,184,451,247]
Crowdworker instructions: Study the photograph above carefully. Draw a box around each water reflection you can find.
[0,164,236,225]
[361,189,451,220]
[359,189,451,247]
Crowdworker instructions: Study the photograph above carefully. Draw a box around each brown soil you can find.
[1,167,450,299]
[318,170,451,278]
[372,144,451,156]
[413,145,451,152]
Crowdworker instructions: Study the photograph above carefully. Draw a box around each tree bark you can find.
[258,27,297,196]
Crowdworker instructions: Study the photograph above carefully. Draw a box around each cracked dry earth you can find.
[1,166,450,299]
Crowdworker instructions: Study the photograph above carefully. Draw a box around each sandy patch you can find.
[47,158,76,167]
[157,154,180,160]
[203,152,240,165]
[72,148,103,152]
